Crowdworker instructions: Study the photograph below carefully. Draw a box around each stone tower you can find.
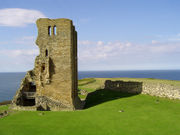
[12,18,82,111]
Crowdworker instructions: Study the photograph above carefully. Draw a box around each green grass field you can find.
[0,78,180,135]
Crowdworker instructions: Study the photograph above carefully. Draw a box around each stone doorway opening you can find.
[22,98,35,106]
[21,82,36,106]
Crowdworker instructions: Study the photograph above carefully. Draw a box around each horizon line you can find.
[0,69,180,73]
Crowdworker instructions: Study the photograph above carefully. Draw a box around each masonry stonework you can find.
[104,80,180,99]
[105,80,142,94]
[142,82,180,99]
[12,18,82,111]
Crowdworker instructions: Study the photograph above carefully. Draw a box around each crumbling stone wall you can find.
[105,80,142,94]
[12,18,82,111]
[104,80,180,100]
[142,82,180,99]
[12,70,35,107]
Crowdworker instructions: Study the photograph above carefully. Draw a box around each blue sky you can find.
[0,0,180,72]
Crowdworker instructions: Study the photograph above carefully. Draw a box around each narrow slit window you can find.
[48,26,51,35]
[53,26,57,35]
[42,66,45,71]
[45,49,48,57]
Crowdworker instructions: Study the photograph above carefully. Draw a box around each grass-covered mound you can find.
[0,78,180,135]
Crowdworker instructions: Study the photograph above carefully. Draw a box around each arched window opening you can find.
[48,26,51,35]
[53,26,57,35]
[45,49,48,57]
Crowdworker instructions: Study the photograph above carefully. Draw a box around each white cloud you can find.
[177,33,180,37]
[0,36,36,47]
[0,49,39,57]
[78,41,133,61]
[149,43,180,53]
[157,33,180,41]
[78,40,180,63]
[168,38,180,41]
[97,41,104,46]
[78,40,94,45]
[152,40,159,44]
[0,8,46,27]
[14,36,36,45]
[0,41,9,45]
[0,49,39,71]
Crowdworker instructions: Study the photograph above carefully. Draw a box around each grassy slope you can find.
[0,105,8,111]
[0,78,180,135]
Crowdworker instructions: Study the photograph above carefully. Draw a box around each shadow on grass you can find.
[84,89,139,109]
[84,80,143,109]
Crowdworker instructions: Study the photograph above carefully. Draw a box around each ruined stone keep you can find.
[12,18,82,111]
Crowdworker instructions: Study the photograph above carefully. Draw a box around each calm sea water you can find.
[0,70,180,102]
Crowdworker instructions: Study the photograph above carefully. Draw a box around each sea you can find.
[0,70,180,102]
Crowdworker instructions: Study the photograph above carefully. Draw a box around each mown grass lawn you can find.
[0,78,180,135]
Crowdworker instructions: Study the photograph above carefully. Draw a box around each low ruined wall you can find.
[105,80,142,94]
[142,82,180,99]
[105,80,180,100]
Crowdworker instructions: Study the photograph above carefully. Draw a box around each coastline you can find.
[0,100,11,106]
